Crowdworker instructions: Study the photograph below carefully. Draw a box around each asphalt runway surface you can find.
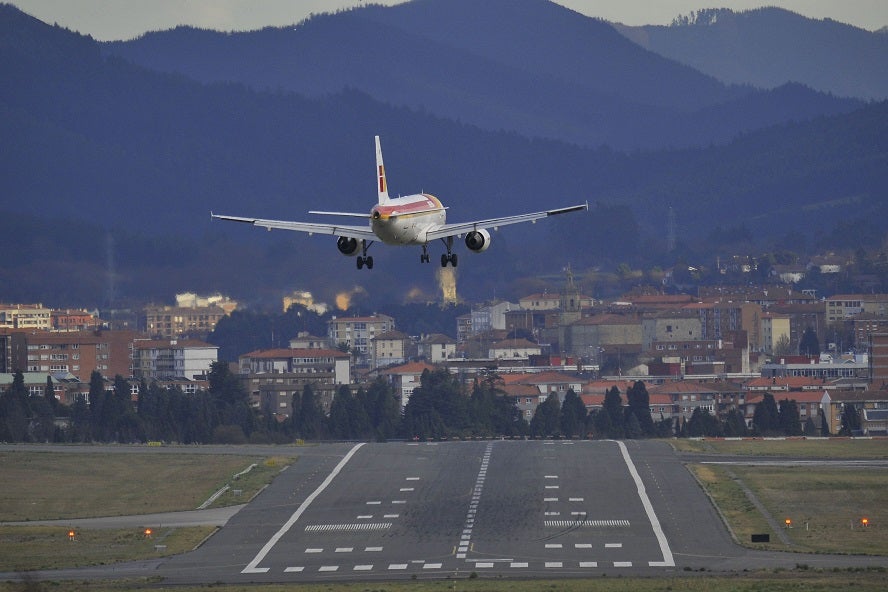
[4,440,888,584]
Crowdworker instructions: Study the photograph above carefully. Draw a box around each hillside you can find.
[102,0,860,149]
[1,3,886,308]
[616,7,888,100]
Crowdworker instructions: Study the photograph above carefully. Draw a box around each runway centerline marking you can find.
[241,442,365,574]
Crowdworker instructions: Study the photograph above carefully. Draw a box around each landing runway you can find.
[8,439,888,584]
[161,439,729,583]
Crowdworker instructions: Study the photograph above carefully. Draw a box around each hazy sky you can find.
[11,0,888,41]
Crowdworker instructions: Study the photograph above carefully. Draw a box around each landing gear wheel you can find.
[441,253,449,267]
[450,253,458,267]
[366,256,374,269]
[357,257,364,270]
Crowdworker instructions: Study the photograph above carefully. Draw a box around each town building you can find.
[0,303,51,331]
[11,329,139,381]
[560,313,643,360]
[238,348,350,418]
[378,361,436,409]
[642,310,703,351]
[51,309,101,331]
[417,334,457,363]
[759,312,791,354]
[288,332,331,350]
[371,330,412,368]
[869,333,888,387]
[142,304,230,339]
[488,338,542,360]
[820,389,888,435]
[826,294,888,324]
[132,339,218,381]
[327,314,395,364]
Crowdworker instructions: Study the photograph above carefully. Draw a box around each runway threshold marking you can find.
[242,442,366,574]
[615,440,675,567]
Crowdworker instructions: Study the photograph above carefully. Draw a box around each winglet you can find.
[375,135,390,205]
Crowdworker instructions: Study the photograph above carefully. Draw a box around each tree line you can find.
[1,367,861,443]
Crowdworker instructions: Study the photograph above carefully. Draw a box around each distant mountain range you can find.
[103,0,863,149]
[615,7,888,101]
[1,1,886,308]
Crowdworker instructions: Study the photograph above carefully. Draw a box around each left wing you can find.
[425,202,588,241]
[211,213,377,241]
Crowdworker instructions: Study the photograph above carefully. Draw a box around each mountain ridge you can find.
[102,0,861,149]
[615,7,888,100]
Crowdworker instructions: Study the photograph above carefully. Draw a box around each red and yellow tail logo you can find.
[378,165,387,193]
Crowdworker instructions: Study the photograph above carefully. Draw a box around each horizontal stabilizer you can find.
[309,210,372,218]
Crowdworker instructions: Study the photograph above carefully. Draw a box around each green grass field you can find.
[672,437,888,458]
[0,452,293,521]
[0,525,215,572]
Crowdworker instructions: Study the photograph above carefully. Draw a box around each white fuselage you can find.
[370,193,446,245]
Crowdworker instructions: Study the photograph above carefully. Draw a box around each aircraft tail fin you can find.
[375,135,390,205]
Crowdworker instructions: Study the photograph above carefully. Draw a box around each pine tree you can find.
[559,389,587,438]
[752,392,780,436]
[602,386,625,439]
[799,326,821,357]
[530,393,560,437]
[626,381,655,437]
[777,398,803,436]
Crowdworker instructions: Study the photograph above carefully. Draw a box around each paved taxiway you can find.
[5,440,888,584]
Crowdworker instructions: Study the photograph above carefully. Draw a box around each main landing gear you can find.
[420,238,458,267]
[357,240,373,270]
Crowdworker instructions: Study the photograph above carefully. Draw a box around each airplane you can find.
[212,136,588,270]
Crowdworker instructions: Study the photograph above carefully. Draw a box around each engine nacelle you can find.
[465,229,492,253]
[337,236,360,256]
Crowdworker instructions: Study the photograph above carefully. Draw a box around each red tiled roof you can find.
[240,348,348,358]
[379,361,437,376]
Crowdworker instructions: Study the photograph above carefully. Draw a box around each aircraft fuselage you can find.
[370,193,445,245]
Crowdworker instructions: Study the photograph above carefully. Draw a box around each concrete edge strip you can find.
[615,440,676,567]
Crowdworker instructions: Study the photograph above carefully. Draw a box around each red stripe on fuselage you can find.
[372,194,443,218]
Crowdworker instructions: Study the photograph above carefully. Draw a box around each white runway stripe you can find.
[544,519,630,527]
[304,523,391,532]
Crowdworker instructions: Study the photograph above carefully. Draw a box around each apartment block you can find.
[327,314,394,361]
[238,348,350,417]
[0,303,51,330]
[143,304,229,339]
[132,339,218,381]
[11,329,138,381]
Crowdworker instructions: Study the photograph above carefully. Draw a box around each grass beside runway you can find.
[0,452,294,520]
[0,451,293,571]
[0,525,216,572]
[726,465,888,555]
[672,438,888,459]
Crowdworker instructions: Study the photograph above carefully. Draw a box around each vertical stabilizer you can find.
[375,135,390,205]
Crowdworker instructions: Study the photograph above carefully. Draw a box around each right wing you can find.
[211,213,377,241]
[424,203,588,241]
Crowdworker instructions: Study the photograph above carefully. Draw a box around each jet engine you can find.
[337,236,359,256]
[465,229,492,252]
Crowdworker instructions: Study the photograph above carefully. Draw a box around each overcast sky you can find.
[11,0,888,41]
